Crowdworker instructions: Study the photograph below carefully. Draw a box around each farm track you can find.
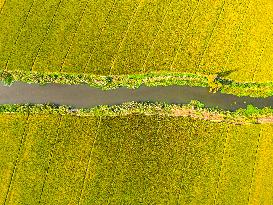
[73,118,93,204]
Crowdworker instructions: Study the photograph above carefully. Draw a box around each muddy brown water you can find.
[0,82,272,111]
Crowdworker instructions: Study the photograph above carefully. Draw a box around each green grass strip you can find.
[1,102,273,124]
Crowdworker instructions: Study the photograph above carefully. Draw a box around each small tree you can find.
[207,74,222,93]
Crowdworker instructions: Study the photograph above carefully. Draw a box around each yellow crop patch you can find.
[0,113,272,204]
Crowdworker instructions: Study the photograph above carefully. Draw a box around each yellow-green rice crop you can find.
[1,0,273,90]
[1,113,273,204]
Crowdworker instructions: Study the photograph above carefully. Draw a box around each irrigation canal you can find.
[0,82,273,111]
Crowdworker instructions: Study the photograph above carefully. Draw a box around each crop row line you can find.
[247,133,261,204]
[3,113,30,205]
[108,122,123,195]
[78,117,102,205]
[74,117,95,200]
[60,0,90,72]
[83,0,117,74]
[109,0,145,75]
[4,0,36,71]
[197,0,226,69]
[251,23,273,81]
[0,0,6,16]
[142,0,174,73]
[224,0,251,68]
[30,0,63,72]
[213,130,230,205]
[38,115,63,204]
[170,0,202,70]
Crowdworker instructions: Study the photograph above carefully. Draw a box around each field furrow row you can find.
[141,0,174,73]
[30,0,64,72]
[0,114,29,204]
[197,0,226,69]
[60,0,90,72]
[248,125,273,204]
[78,117,102,205]
[0,0,6,16]
[4,0,36,71]
[109,0,145,74]
[169,0,201,71]
[3,114,30,205]
[0,0,35,69]
[81,0,117,74]
[37,115,62,203]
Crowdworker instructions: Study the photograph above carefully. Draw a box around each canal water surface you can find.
[0,82,272,111]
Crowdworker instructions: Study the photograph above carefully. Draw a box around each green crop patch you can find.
[1,0,273,96]
[0,112,273,204]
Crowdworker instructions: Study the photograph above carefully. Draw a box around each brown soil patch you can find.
[257,116,273,124]
[171,108,224,122]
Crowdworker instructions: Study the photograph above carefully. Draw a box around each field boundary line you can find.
[170,0,202,70]
[213,130,230,205]
[78,117,102,205]
[38,115,62,204]
[4,0,36,71]
[108,122,123,193]
[251,23,272,81]
[83,0,117,74]
[197,1,226,69]
[142,0,173,73]
[224,0,251,67]
[60,0,90,72]
[109,0,145,75]
[247,132,262,205]
[0,0,6,16]
[3,113,30,205]
[30,0,63,72]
